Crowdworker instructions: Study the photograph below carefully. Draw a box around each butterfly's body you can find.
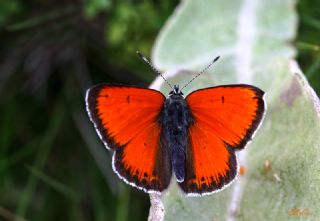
[161,85,193,182]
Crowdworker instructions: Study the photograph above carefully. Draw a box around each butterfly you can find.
[85,52,265,196]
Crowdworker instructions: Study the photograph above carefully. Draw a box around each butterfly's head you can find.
[169,85,184,97]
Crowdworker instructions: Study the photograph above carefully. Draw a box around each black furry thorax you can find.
[160,85,193,182]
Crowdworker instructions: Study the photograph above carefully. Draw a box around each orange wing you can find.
[179,85,265,195]
[86,84,171,192]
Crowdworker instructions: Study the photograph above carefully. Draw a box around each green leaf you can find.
[0,0,21,26]
[84,0,111,19]
[149,0,320,220]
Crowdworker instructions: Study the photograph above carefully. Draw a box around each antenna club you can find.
[214,56,220,62]
[136,51,144,58]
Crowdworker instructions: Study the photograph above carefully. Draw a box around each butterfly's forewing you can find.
[86,84,171,193]
[179,85,265,195]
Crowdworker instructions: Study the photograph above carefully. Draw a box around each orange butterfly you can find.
[85,53,265,196]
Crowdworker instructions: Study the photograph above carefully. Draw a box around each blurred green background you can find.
[0,0,319,221]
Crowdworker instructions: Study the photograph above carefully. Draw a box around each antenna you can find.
[180,56,220,91]
[136,51,173,90]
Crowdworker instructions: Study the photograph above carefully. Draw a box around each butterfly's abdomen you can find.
[161,95,192,182]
